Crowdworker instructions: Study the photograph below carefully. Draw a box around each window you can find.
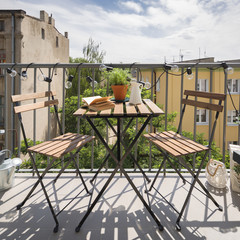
[0,51,6,75]
[196,109,209,125]
[56,36,59,47]
[41,28,45,39]
[197,79,208,92]
[227,110,238,125]
[227,79,240,93]
[0,20,4,32]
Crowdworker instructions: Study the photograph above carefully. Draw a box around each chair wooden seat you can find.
[28,133,94,158]
[144,131,208,157]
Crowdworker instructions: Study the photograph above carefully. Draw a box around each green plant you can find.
[104,68,131,85]
[234,164,240,175]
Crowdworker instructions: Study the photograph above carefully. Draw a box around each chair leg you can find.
[175,152,222,231]
[147,158,166,192]
[71,153,91,195]
[28,153,59,232]
[17,157,56,210]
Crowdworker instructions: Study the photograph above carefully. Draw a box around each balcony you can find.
[1,172,240,239]
[0,62,240,238]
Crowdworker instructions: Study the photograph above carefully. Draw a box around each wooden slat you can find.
[54,135,94,158]
[152,133,189,155]
[143,99,164,115]
[11,91,56,102]
[136,103,151,115]
[157,132,196,154]
[99,108,112,116]
[73,108,87,117]
[167,131,208,151]
[184,90,226,100]
[182,99,223,112]
[113,103,124,116]
[14,99,58,113]
[125,102,137,116]
[144,133,181,157]
[29,133,78,153]
[85,109,98,116]
[46,135,90,157]
[28,133,94,158]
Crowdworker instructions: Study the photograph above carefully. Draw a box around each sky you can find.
[1,0,240,63]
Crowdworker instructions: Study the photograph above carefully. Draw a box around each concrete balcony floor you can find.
[0,172,240,240]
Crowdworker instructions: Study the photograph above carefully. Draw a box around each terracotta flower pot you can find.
[111,85,128,101]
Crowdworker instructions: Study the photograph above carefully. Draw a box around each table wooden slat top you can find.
[73,99,163,118]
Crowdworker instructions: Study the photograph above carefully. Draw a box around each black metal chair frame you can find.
[11,91,93,233]
[145,90,226,231]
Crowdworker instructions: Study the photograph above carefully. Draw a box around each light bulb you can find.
[65,81,72,89]
[38,74,45,82]
[9,69,17,77]
[145,81,151,89]
[171,65,179,72]
[38,74,52,83]
[99,64,106,72]
[187,73,194,80]
[90,80,98,87]
[20,71,28,81]
[225,67,234,75]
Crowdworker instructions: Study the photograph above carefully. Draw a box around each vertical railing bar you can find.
[17,68,21,157]
[4,69,8,150]
[164,71,168,131]
[91,68,95,171]
[134,68,139,170]
[209,69,213,159]
[149,69,154,171]
[47,67,51,165]
[193,66,198,171]
[222,71,227,163]
[179,67,184,134]
[10,72,15,152]
[62,68,66,134]
[32,67,37,169]
[106,74,109,170]
[164,70,168,175]
[77,67,81,170]
[61,68,66,169]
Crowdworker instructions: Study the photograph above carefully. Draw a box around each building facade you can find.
[141,58,240,152]
[0,10,69,150]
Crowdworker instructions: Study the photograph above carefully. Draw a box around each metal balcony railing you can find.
[1,62,240,172]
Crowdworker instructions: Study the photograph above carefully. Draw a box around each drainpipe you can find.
[10,12,15,152]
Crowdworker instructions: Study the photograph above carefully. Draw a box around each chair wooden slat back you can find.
[11,91,58,114]
[182,90,226,112]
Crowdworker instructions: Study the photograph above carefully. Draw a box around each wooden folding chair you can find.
[144,90,226,231]
[11,91,94,232]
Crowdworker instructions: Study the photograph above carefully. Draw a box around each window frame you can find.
[227,110,238,126]
[197,79,209,92]
[227,79,240,94]
[196,108,209,125]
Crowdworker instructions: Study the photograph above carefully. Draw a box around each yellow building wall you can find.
[141,67,240,151]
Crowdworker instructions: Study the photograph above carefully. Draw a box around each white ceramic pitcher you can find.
[129,81,143,105]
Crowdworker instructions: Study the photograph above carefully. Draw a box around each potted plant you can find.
[104,68,131,101]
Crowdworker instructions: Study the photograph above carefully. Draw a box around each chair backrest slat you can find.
[182,90,225,112]
[184,90,225,101]
[14,99,59,114]
[11,91,56,103]
[182,99,223,112]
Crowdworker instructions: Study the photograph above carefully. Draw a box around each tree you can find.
[66,38,106,98]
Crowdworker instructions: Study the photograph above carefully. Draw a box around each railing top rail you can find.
[1,62,240,69]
